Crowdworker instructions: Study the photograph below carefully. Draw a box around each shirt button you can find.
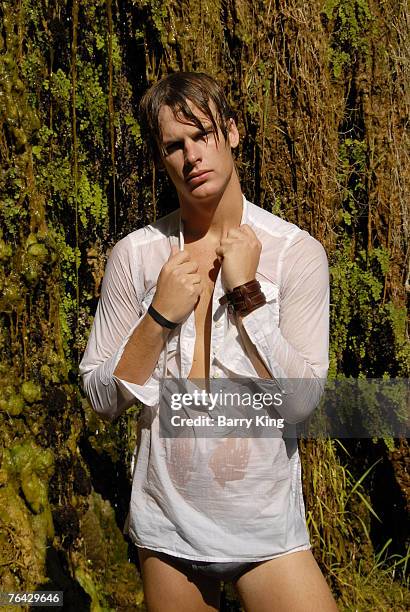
[215,320,222,328]
[212,371,220,378]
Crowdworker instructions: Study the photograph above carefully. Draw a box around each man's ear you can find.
[227,117,240,149]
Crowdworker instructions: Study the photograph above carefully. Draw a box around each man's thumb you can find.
[169,244,179,258]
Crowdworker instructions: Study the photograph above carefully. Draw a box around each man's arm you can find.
[216,226,329,424]
[79,241,202,421]
[235,316,272,379]
[239,232,329,423]
[112,314,169,384]
[113,245,202,383]
[78,237,162,421]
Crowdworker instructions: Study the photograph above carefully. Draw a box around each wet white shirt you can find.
[79,195,329,562]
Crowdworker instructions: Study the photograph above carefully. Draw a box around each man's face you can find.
[157,101,239,203]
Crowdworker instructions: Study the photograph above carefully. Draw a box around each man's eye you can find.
[197,130,213,141]
[164,143,180,155]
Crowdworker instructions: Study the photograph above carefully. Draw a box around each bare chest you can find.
[183,242,220,379]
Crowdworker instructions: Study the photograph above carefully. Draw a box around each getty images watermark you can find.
[158,377,409,438]
[169,387,285,430]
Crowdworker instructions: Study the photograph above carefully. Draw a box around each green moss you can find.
[21,381,42,403]
[3,393,25,416]
[0,379,24,416]
[0,273,25,313]
[49,69,72,108]
[10,441,54,474]
[323,0,373,78]
[0,239,13,261]
[0,483,46,588]
[78,492,144,609]
[0,441,55,588]
[74,568,104,612]
[27,242,48,262]
[77,172,109,229]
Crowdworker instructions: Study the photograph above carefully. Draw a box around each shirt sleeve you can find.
[78,236,160,422]
[241,232,329,424]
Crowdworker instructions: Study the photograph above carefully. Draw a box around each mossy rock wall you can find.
[0,1,408,610]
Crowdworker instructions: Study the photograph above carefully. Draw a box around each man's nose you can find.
[184,140,201,165]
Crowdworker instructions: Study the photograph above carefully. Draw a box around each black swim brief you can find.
[155,550,262,583]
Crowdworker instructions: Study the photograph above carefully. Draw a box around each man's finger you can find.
[177,260,199,274]
[240,224,257,239]
[219,236,241,250]
[190,274,202,284]
[168,248,191,264]
[169,245,179,257]
[226,227,243,239]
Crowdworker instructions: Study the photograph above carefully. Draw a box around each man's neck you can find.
[179,173,243,243]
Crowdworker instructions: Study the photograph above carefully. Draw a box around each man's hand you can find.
[152,246,203,323]
[215,224,262,291]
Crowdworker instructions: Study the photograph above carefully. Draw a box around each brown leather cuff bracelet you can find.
[219,279,267,316]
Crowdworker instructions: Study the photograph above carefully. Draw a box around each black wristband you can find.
[147,304,179,329]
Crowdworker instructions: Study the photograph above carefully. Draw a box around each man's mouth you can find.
[186,170,212,184]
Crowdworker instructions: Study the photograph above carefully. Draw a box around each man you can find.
[79,72,338,611]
